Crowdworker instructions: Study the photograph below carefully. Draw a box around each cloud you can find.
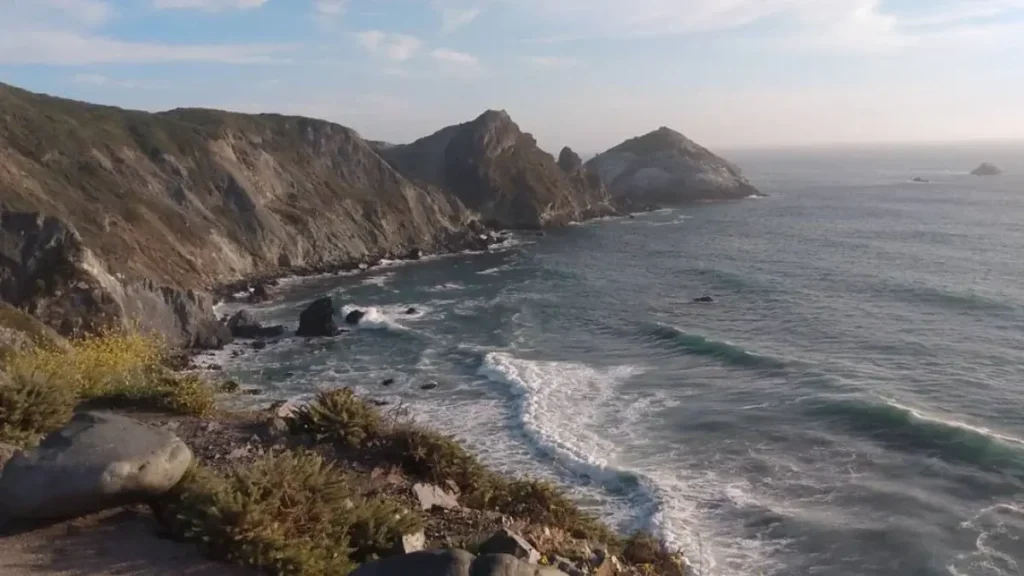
[151,0,269,11]
[430,48,479,66]
[72,72,160,88]
[0,30,293,64]
[528,56,577,68]
[516,0,1024,52]
[440,7,481,33]
[313,0,345,16]
[356,31,423,61]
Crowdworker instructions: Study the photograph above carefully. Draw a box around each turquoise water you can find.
[211,143,1024,575]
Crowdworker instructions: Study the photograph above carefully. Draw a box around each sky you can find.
[0,0,1022,152]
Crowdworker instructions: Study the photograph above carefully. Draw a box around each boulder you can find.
[0,412,192,520]
[479,529,541,564]
[350,549,567,576]
[405,307,418,315]
[248,283,271,303]
[382,378,396,386]
[345,309,366,325]
[297,297,337,337]
[693,295,714,303]
[421,381,439,391]
[971,162,1003,176]
[227,310,286,339]
[412,483,460,511]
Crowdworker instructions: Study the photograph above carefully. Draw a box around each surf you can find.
[641,323,788,370]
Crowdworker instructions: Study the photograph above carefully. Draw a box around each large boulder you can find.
[0,412,193,521]
[227,310,286,339]
[296,297,337,337]
[345,309,366,325]
[350,549,567,576]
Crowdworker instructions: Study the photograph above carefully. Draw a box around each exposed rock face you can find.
[375,111,615,229]
[0,82,473,292]
[557,147,583,173]
[0,412,192,521]
[586,127,759,208]
[971,162,1003,176]
[0,209,230,347]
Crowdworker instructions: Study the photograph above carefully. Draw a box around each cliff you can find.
[374,111,616,229]
[586,127,759,208]
[0,83,481,343]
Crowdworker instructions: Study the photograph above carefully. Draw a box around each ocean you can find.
[206,142,1024,576]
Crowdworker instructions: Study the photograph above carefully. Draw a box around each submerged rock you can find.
[227,310,286,339]
[345,309,366,325]
[297,297,337,337]
[971,162,1003,176]
[0,412,192,521]
[694,295,715,303]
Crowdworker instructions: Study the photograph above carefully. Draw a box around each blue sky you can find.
[0,0,1021,152]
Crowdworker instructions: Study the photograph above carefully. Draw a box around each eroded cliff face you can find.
[586,127,759,208]
[0,83,474,291]
[375,111,616,229]
[0,83,482,342]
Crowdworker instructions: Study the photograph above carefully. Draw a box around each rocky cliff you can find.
[586,127,759,208]
[374,111,616,229]
[0,83,483,342]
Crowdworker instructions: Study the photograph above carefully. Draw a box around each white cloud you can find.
[0,30,292,64]
[356,31,422,61]
[430,48,479,66]
[440,7,481,33]
[152,0,269,11]
[528,56,577,68]
[517,0,1024,52]
[313,0,345,15]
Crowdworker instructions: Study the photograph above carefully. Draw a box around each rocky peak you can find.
[557,147,583,173]
[610,126,701,156]
[970,162,1002,176]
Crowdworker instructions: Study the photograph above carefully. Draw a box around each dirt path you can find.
[0,507,252,576]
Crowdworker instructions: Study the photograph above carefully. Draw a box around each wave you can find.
[340,305,409,332]
[478,263,516,275]
[360,272,395,287]
[648,215,692,227]
[808,396,1024,474]
[643,324,788,370]
[427,282,465,292]
[886,283,1019,315]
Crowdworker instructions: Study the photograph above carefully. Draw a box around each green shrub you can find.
[87,372,216,417]
[385,424,492,491]
[160,451,422,576]
[0,370,75,445]
[621,531,686,576]
[290,388,383,448]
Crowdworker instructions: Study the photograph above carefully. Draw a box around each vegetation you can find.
[288,388,621,546]
[0,329,217,444]
[160,451,423,576]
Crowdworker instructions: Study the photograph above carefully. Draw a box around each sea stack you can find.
[970,162,1003,176]
[585,127,759,209]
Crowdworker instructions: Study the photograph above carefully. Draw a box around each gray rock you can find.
[470,554,568,576]
[554,557,585,576]
[350,549,475,576]
[395,530,426,554]
[227,309,285,339]
[351,550,568,576]
[0,412,192,520]
[413,482,460,511]
[479,529,541,564]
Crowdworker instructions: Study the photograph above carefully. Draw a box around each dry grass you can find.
[287,388,624,548]
[0,329,216,444]
[159,451,423,576]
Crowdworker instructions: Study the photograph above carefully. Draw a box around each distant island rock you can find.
[970,162,1003,176]
[911,177,930,183]
[585,127,760,209]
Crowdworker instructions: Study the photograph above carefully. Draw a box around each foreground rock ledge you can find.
[351,549,568,576]
[0,412,193,521]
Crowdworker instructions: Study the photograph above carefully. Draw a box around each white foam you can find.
[361,272,395,287]
[341,305,408,332]
[948,502,1024,576]
[477,352,642,483]
[428,282,465,292]
[648,215,692,227]
[478,264,515,275]
[881,397,1024,448]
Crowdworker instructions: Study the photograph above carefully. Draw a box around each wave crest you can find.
[643,324,787,370]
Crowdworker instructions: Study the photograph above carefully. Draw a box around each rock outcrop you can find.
[0,412,192,521]
[350,549,568,576]
[375,111,616,229]
[0,208,230,347]
[586,127,759,208]
[297,297,337,337]
[227,310,285,339]
[971,162,1003,176]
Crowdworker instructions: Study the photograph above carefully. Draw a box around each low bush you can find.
[289,388,382,448]
[621,531,686,576]
[0,370,75,445]
[160,450,423,575]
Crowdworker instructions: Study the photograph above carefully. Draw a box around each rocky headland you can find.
[0,82,759,575]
